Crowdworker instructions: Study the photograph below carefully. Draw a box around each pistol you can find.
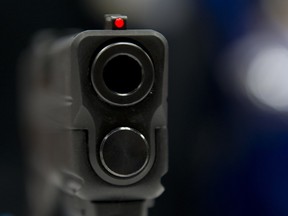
[21,15,168,216]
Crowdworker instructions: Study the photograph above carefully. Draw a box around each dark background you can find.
[2,0,288,216]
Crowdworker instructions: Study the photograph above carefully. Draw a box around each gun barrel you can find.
[91,42,155,106]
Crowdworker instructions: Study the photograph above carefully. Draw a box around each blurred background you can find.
[2,0,288,215]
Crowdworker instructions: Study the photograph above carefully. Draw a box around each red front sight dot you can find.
[114,18,125,29]
[104,14,127,30]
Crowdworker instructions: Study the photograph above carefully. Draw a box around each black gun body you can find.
[31,30,168,203]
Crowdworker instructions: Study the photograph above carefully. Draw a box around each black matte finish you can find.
[23,29,168,216]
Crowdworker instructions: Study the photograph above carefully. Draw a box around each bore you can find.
[103,55,142,94]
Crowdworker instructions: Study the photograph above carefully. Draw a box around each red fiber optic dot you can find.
[114,18,125,29]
